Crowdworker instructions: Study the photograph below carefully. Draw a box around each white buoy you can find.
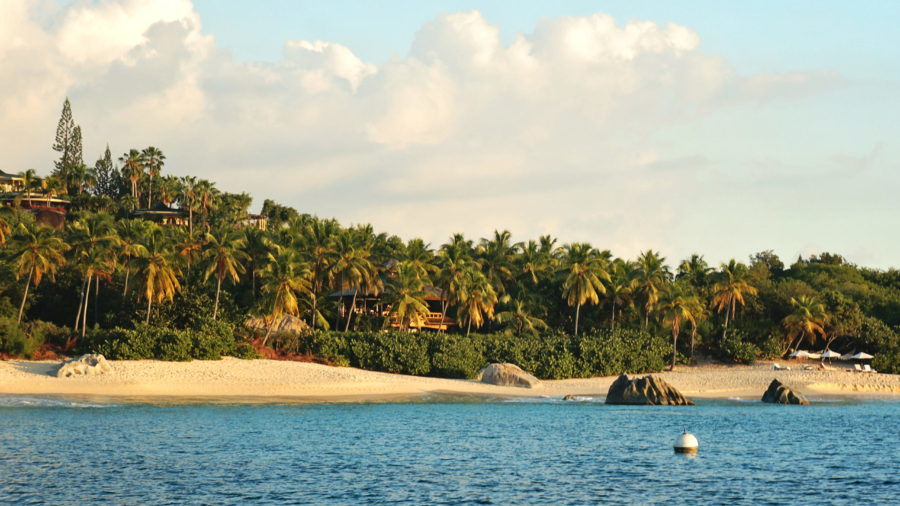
[674,426,698,453]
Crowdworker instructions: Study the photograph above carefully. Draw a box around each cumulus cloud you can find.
[2,1,869,264]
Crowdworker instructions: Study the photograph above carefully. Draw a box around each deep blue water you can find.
[1,394,899,505]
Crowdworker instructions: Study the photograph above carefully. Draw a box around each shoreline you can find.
[2,358,899,403]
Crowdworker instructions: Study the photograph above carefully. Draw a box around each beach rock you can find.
[605,374,696,405]
[476,363,542,389]
[57,354,111,378]
[761,379,810,405]
[246,314,309,335]
[563,394,576,401]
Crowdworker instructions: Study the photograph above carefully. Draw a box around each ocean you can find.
[1,394,898,505]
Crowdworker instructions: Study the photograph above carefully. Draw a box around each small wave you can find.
[0,396,113,409]
[503,396,603,403]
[727,397,761,403]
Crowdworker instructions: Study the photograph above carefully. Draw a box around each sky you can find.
[3,0,900,268]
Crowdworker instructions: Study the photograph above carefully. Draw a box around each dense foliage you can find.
[2,99,900,378]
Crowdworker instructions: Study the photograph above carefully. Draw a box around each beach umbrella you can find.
[841,353,855,360]
[788,350,810,358]
[850,352,874,360]
[820,350,841,364]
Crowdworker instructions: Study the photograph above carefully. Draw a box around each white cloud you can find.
[2,1,877,265]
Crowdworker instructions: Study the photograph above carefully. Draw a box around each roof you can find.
[329,284,445,300]
[131,202,186,216]
[0,170,23,181]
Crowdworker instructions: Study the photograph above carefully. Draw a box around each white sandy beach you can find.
[1,358,899,401]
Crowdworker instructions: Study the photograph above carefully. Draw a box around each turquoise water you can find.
[1,395,899,505]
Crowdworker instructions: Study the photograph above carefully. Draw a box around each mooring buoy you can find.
[674,425,698,453]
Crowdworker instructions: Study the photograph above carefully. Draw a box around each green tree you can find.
[384,261,432,331]
[119,150,145,200]
[17,169,43,207]
[68,213,119,331]
[605,259,636,330]
[711,259,758,342]
[435,238,478,332]
[635,250,670,327]
[52,98,78,179]
[783,295,829,353]
[496,293,547,336]
[659,282,697,371]
[8,223,68,322]
[116,219,149,295]
[93,145,119,198]
[456,267,498,337]
[141,147,165,208]
[129,226,181,324]
[178,176,198,233]
[400,238,438,280]
[477,230,518,295]
[202,228,248,320]
[557,243,611,336]
[67,163,97,195]
[259,249,313,344]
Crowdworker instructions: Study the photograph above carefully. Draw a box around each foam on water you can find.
[0,395,113,409]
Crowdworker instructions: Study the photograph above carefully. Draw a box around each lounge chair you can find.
[854,364,864,373]
[864,364,877,374]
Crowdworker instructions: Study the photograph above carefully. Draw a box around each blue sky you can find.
[11,1,900,267]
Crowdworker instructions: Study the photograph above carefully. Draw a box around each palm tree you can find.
[119,150,145,200]
[496,293,547,336]
[67,163,97,195]
[119,195,139,213]
[8,223,68,322]
[17,169,43,207]
[517,239,551,284]
[605,259,636,330]
[129,226,181,323]
[202,228,248,320]
[68,213,119,330]
[711,259,758,342]
[0,208,10,245]
[43,175,68,206]
[141,147,165,208]
[331,231,378,332]
[783,296,829,353]
[301,218,338,329]
[685,296,709,362]
[194,179,217,232]
[116,219,149,295]
[157,175,180,206]
[635,250,670,327]
[557,243,611,336]
[384,261,432,331]
[659,283,697,371]
[75,246,116,336]
[243,226,273,296]
[477,230,518,295]
[174,227,205,285]
[178,176,198,233]
[455,267,498,337]
[678,254,713,298]
[259,250,312,345]
[400,238,438,280]
[435,239,478,332]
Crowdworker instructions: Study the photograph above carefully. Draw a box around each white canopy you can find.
[789,350,810,358]
[850,352,874,360]
[820,350,842,359]
[841,353,855,360]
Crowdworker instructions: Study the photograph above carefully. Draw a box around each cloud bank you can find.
[5,0,891,266]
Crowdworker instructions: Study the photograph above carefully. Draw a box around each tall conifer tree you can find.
[93,145,119,197]
[52,98,77,178]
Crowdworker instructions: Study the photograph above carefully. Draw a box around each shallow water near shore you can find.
[2,395,899,505]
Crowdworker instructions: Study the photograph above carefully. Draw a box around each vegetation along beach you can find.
[3,3,900,504]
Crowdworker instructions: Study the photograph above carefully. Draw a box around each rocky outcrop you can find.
[246,314,309,335]
[605,374,695,405]
[563,394,576,401]
[762,379,810,405]
[57,354,111,378]
[30,209,66,230]
[476,363,542,389]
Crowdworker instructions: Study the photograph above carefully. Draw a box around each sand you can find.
[1,358,898,402]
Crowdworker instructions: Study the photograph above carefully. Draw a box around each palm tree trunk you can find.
[670,325,679,371]
[611,300,616,331]
[17,267,33,323]
[575,301,581,336]
[344,289,359,332]
[146,297,152,324]
[262,315,275,346]
[690,324,697,362]
[94,275,99,326]
[438,295,447,333]
[123,267,130,295]
[81,274,91,337]
[466,318,472,338]
[311,293,317,329]
[722,297,731,343]
[334,274,343,331]
[213,277,222,320]
[75,273,88,329]
[148,178,153,208]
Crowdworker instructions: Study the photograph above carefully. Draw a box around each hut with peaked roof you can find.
[0,170,24,193]
[131,202,188,226]
[329,285,457,331]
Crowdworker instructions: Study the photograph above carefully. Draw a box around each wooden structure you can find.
[329,285,457,331]
[131,202,188,226]
[0,171,24,193]
[246,214,267,230]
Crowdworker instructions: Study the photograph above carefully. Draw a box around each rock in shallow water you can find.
[605,374,695,405]
[57,354,112,378]
[476,363,542,389]
[761,379,809,405]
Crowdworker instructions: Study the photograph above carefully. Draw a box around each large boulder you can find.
[246,314,309,335]
[605,374,695,405]
[57,354,112,378]
[30,208,66,230]
[762,379,810,405]
[476,363,542,389]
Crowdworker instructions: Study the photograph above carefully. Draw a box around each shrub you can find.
[0,318,44,359]
[348,332,430,375]
[233,342,262,359]
[427,334,486,379]
[718,330,760,365]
